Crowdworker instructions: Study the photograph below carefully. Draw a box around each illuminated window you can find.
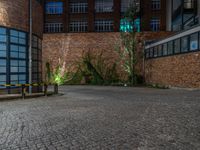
[46,2,63,14]
[120,18,140,32]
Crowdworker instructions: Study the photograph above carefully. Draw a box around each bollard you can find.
[21,85,26,99]
[44,83,48,96]
[54,84,58,94]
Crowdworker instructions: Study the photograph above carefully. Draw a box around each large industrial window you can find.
[70,3,88,13]
[150,18,160,31]
[45,23,63,33]
[46,2,63,14]
[145,31,200,59]
[174,39,181,54]
[152,0,161,10]
[190,33,198,51]
[95,0,113,12]
[0,26,42,92]
[181,36,189,52]
[121,0,140,13]
[69,21,88,32]
[32,35,42,84]
[120,18,140,32]
[95,20,113,32]
[9,29,27,85]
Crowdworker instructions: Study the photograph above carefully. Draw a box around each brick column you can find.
[88,0,95,32]
[63,0,69,32]
[114,0,121,32]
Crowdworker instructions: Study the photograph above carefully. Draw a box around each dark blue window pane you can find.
[0,35,7,42]
[0,28,6,34]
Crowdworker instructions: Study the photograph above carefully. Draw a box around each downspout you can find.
[29,0,32,93]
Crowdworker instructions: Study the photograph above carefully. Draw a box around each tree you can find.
[116,1,139,85]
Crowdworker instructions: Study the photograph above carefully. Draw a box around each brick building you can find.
[0,0,43,93]
[0,0,200,91]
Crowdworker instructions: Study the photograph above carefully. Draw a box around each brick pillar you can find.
[114,0,121,32]
[88,0,95,32]
[63,0,69,32]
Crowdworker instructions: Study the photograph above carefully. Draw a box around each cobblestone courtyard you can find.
[0,86,200,150]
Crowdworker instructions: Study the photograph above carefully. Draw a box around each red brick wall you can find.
[42,32,172,82]
[0,0,43,37]
[145,52,200,88]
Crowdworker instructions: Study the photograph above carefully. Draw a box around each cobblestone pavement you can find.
[0,86,200,150]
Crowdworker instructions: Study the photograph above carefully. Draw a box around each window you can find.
[45,23,63,33]
[10,45,26,59]
[69,21,88,32]
[0,27,7,42]
[174,39,181,54]
[46,2,63,14]
[10,30,26,45]
[150,18,160,31]
[120,18,141,32]
[95,0,113,12]
[10,74,26,84]
[70,3,88,13]
[190,33,198,51]
[181,36,189,52]
[149,48,154,58]
[152,0,161,10]
[167,41,173,55]
[0,75,6,85]
[154,46,158,57]
[121,0,140,13]
[158,45,162,56]
[0,59,6,73]
[184,0,194,9]
[0,43,7,57]
[95,20,113,32]
[163,43,168,56]
[10,60,26,73]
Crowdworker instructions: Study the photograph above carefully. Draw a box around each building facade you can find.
[0,0,43,93]
[0,0,200,91]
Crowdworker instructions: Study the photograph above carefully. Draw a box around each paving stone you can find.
[0,86,199,150]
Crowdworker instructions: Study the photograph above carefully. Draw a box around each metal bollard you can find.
[44,83,48,96]
[21,85,26,99]
[54,84,58,94]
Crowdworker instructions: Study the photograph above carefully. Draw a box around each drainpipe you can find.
[29,0,32,93]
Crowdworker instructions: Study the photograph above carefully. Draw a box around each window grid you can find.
[46,2,63,14]
[45,23,63,33]
[150,18,160,31]
[145,32,200,59]
[95,0,113,13]
[69,21,88,32]
[70,3,88,13]
[152,0,161,10]
[95,20,114,32]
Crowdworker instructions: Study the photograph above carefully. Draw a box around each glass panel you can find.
[167,41,173,55]
[0,43,6,51]
[11,52,18,58]
[10,37,18,43]
[0,75,6,82]
[10,30,18,36]
[0,28,6,34]
[190,33,198,51]
[158,45,162,56]
[181,36,188,52]
[150,48,154,58]
[10,45,18,51]
[154,46,158,57]
[0,35,7,42]
[11,67,18,72]
[174,39,180,54]
[0,67,6,73]
[163,43,167,56]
